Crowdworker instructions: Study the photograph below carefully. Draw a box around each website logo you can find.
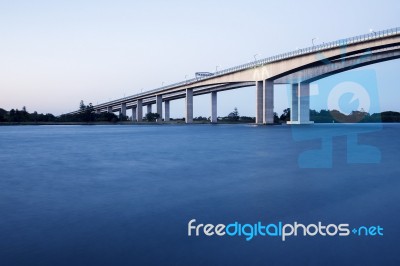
[188,219,383,241]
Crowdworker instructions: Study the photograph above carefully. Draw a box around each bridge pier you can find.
[164,100,170,122]
[299,83,312,123]
[107,106,112,113]
[211,91,217,123]
[121,103,126,119]
[256,80,274,124]
[288,83,313,124]
[147,104,152,115]
[263,79,274,124]
[185,88,193,123]
[156,95,162,123]
[132,107,137,122]
[290,83,299,122]
[256,81,263,124]
[137,99,143,122]
[96,109,100,114]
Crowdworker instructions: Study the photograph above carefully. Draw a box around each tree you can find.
[274,112,280,123]
[119,113,129,121]
[145,112,160,122]
[228,107,239,121]
[0,108,6,122]
[82,103,95,122]
[79,100,86,111]
[280,108,290,121]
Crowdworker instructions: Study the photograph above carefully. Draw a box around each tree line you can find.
[279,108,400,123]
[0,106,57,122]
[58,101,122,122]
[1,103,400,123]
[0,101,120,123]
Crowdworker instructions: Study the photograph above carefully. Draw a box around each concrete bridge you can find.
[67,27,400,124]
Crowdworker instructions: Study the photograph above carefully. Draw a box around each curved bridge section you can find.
[67,27,400,124]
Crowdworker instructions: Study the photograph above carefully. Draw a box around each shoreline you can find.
[0,121,398,126]
[0,121,255,126]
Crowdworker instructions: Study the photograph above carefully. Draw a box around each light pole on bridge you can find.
[312,37,319,47]
[253,53,259,64]
[253,53,262,68]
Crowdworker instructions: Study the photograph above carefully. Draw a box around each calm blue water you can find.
[0,124,399,266]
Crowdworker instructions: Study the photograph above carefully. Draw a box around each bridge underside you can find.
[72,29,400,124]
[98,46,400,124]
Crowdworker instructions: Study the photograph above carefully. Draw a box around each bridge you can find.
[67,27,400,124]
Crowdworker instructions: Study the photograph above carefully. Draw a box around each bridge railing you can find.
[211,27,400,78]
[91,27,400,110]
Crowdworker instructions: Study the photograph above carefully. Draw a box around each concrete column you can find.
[298,83,311,123]
[156,95,162,123]
[121,103,126,118]
[136,99,143,122]
[107,106,112,113]
[290,83,299,122]
[263,79,274,124]
[96,109,101,114]
[164,100,170,122]
[211,91,217,123]
[288,83,313,124]
[132,107,137,122]
[185,88,193,123]
[147,104,152,114]
[256,81,263,124]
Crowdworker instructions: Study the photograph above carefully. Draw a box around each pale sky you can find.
[0,0,399,117]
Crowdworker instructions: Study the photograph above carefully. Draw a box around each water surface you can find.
[0,124,399,265]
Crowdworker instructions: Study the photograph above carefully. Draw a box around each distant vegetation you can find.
[1,103,400,124]
[0,106,57,123]
[195,107,279,123]
[279,108,400,123]
[192,107,258,123]
[145,112,160,122]
[57,101,123,122]
[0,101,121,123]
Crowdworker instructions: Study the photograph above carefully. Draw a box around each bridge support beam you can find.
[299,83,312,123]
[147,104,152,115]
[121,103,126,119]
[107,106,112,113]
[288,83,313,124]
[185,88,193,123]
[256,80,274,124]
[156,95,162,123]
[96,109,100,114]
[290,83,299,122]
[136,99,143,122]
[263,79,274,124]
[211,91,217,123]
[132,107,137,122]
[256,81,263,124]
[164,100,170,122]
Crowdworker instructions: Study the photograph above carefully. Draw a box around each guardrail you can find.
[75,27,400,112]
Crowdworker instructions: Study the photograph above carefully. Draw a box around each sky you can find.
[0,0,399,117]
